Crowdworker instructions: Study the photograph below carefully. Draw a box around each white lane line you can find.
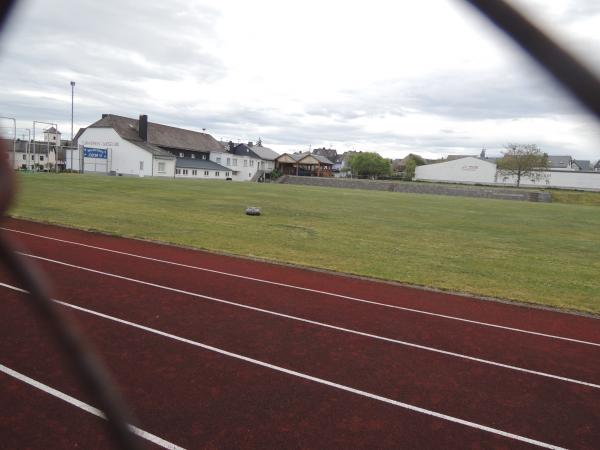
[5,257,600,393]
[0,363,185,450]
[0,288,567,450]
[3,226,599,348]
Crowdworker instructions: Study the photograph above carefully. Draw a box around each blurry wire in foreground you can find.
[462,0,600,121]
[0,2,141,448]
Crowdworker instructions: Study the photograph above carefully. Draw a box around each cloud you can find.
[0,0,598,160]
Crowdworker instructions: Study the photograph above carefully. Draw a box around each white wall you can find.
[77,128,175,177]
[153,158,176,178]
[498,171,600,191]
[175,167,231,179]
[210,151,260,181]
[415,157,497,184]
[14,147,56,170]
[416,156,600,191]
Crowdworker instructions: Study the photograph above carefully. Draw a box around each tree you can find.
[496,144,549,187]
[348,152,391,179]
[402,154,426,180]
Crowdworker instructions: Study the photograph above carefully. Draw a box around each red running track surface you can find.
[0,217,598,449]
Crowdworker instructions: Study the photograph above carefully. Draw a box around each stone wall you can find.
[278,176,552,202]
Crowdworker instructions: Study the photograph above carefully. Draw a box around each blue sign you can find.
[83,147,108,159]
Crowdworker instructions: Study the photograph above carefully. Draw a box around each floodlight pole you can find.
[70,81,75,171]
[0,116,16,170]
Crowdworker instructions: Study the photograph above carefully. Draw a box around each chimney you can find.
[139,115,148,141]
[102,114,108,119]
[248,141,253,147]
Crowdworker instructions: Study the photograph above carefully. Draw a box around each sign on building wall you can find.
[83,147,108,159]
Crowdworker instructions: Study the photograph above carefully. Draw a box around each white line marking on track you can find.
[3,227,599,348]
[5,256,600,393]
[0,363,185,450]
[0,286,567,450]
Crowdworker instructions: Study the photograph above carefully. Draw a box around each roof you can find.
[44,126,60,134]
[250,144,279,161]
[573,160,592,171]
[88,114,221,156]
[446,154,478,161]
[230,143,262,159]
[175,158,229,171]
[547,155,572,168]
[3,139,51,155]
[278,152,333,165]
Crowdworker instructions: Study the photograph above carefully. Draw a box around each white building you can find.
[415,156,600,191]
[73,114,278,181]
[2,139,58,170]
[209,149,261,181]
[415,157,497,184]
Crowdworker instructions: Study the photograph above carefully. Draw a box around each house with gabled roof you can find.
[74,114,228,178]
[572,160,592,171]
[276,152,333,177]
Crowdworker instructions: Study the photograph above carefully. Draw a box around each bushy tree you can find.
[497,144,549,187]
[403,154,426,180]
[348,152,391,179]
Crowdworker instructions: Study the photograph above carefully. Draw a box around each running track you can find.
[0,218,598,449]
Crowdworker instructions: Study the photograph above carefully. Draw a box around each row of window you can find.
[178,152,208,160]
[22,154,45,161]
[175,168,230,177]
[215,156,260,168]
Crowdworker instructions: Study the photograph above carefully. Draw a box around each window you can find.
[203,154,207,160]
[158,162,166,173]
[139,161,143,171]
[216,157,221,163]
[192,169,197,176]
[204,170,209,176]
[244,160,248,167]
[182,169,188,175]
[22,154,26,160]
[191,154,196,159]
[215,171,220,176]
[233,159,237,166]
[175,168,181,175]
[40,155,44,161]
[179,152,184,157]
[227,158,231,165]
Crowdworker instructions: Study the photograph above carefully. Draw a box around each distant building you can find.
[415,155,600,191]
[276,152,333,177]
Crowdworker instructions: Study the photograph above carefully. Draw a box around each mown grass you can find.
[550,189,600,206]
[8,173,600,315]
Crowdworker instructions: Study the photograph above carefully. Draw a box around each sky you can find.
[0,0,599,160]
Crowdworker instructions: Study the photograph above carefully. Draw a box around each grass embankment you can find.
[8,173,600,314]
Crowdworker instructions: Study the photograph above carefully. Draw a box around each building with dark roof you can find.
[74,114,227,178]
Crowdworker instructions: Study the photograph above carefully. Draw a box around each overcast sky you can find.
[1,0,599,160]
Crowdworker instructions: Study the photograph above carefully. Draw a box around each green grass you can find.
[8,173,600,315]
[550,189,600,206]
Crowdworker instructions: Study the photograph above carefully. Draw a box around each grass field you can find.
[8,173,600,315]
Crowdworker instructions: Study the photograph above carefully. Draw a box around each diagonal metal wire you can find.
[0,1,598,449]
[0,2,140,449]
[462,0,600,121]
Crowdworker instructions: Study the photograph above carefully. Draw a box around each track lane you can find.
[8,231,600,388]
[4,218,599,343]
[1,266,598,448]
[0,289,539,450]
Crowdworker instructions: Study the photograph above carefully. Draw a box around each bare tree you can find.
[497,144,549,187]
